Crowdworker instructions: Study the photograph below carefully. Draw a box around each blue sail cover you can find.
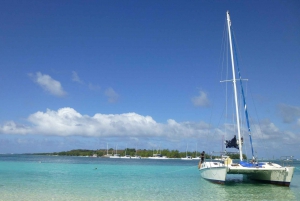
[240,161,265,168]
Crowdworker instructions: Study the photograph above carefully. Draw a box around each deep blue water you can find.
[0,155,299,201]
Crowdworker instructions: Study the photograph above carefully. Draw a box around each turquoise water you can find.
[0,155,299,201]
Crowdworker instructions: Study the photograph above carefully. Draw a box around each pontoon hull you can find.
[246,167,294,186]
[200,161,295,186]
[199,162,227,184]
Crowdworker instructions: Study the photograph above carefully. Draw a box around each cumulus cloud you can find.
[1,107,299,156]
[278,104,300,124]
[192,90,210,107]
[30,72,66,97]
[105,87,119,103]
[0,107,209,139]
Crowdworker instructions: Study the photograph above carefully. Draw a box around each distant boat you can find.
[131,146,141,159]
[120,155,131,159]
[148,154,168,160]
[198,11,295,186]
[192,156,201,160]
[181,156,192,160]
[120,145,131,159]
[110,145,121,158]
[103,143,112,157]
[109,154,121,158]
[131,155,141,159]
[148,147,168,159]
[181,143,192,160]
[192,143,200,160]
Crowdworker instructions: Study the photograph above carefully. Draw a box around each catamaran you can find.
[198,11,295,186]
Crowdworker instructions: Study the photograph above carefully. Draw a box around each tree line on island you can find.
[38,148,246,159]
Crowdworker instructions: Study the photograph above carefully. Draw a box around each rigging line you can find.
[205,21,227,152]
[248,84,270,157]
[214,16,229,149]
[210,103,227,153]
[231,29,255,160]
[203,94,215,150]
[205,112,214,154]
[230,35,269,159]
[219,17,228,82]
[225,32,229,143]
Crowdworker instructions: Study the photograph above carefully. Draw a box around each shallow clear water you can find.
[0,155,299,201]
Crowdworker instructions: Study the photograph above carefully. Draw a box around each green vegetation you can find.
[37,148,246,159]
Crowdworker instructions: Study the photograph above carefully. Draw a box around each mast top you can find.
[226,11,231,26]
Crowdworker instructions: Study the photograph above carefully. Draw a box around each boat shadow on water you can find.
[219,175,298,201]
[223,174,264,186]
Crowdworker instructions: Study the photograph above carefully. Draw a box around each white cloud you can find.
[88,83,101,91]
[278,104,300,123]
[192,90,210,107]
[105,87,119,103]
[0,107,299,157]
[72,71,84,84]
[0,107,209,140]
[72,71,101,92]
[30,72,66,97]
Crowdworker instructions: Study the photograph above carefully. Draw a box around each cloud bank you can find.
[0,106,299,156]
[0,108,209,139]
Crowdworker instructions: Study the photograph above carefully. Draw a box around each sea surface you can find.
[0,155,299,201]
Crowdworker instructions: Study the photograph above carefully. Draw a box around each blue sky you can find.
[0,1,299,159]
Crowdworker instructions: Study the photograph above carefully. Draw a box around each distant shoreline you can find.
[26,148,244,159]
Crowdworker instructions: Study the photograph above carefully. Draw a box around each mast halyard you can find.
[226,11,243,161]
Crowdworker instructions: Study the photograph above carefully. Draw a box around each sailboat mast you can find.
[226,11,243,161]
[107,143,108,155]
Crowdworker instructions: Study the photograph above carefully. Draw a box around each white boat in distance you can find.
[181,156,193,160]
[131,155,141,159]
[192,143,201,160]
[148,154,168,159]
[131,145,141,159]
[120,155,131,159]
[110,154,121,158]
[181,143,193,160]
[199,11,295,186]
[110,145,121,158]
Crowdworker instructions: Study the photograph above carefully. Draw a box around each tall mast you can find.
[107,143,108,155]
[226,11,243,161]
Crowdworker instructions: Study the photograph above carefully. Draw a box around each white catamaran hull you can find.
[199,162,227,184]
[229,166,295,186]
[200,161,295,186]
